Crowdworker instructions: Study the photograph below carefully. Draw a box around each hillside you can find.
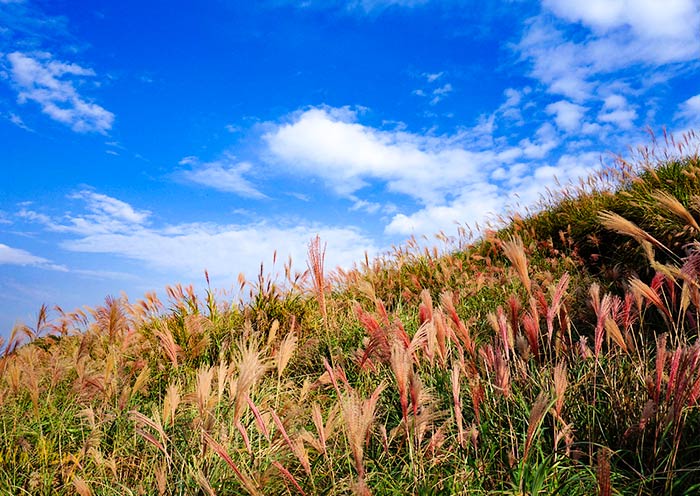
[2,133,700,495]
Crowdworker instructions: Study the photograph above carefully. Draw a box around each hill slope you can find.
[2,134,700,495]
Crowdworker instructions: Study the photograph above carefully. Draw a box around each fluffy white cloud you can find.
[546,100,587,132]
[518,123,559,159]
[543,0,699,43]
[496,87,535,125]
[262,106,601,237]
[384,151,601,237]
[6,52,114,133]
[179,155,266,199]
[0,243,66,271]
[597,94,637,129]
[264,106,516,205]
[517,23,595,101]
[385,184,502,235]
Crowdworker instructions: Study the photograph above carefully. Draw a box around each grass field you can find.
[2,132,700,495]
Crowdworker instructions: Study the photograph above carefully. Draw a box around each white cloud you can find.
[676,94,700,124]
[424,72,443,83]
[72,268,139,281]
[430,83,453,105]
[517,22,595,101]
[70,189,149,224]
[0,243,67,271]
[264,106,512,205]
[292,0,429,13]
[518,123,559,159]
[543,0,699,43]
[597,94,637,129]
[5,52,114,133]
[525,152,601,199]
[546,100,587,132]
[20,190,150,236]
[502,88,523,108]
[497,87,532,124]
[179,155,266,199]
[382,151,600,237]
[347,0,429,12]
[519,1,700,101]
[7,112,33,131]
[413,72,453,105]
[385,184,502,235]
[433,83,452,95]
[18,191,379,282]
[288,192,310,202]
[349,197,382,214]
[262,105,603,238]
[63,223,375,281]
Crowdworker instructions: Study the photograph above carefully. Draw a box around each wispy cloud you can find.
[675,94,700,126]
[424,72,443,83]
[179,155,267,199]
[430,83,453,105]
[18,191,379,282]
[292,0,430,14]
[352,0,429,10]
[518,0,700,103]
[20,189,150,236]
[6,112,33,131]
[0,243,67,271]
[412,72,453,105]
[510,0,700,159]
[5,51,114,133]
[349,196,384,215]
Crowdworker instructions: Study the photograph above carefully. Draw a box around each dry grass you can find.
[501,235,531,293]
[3,134,700,494]
[308,235,328,324]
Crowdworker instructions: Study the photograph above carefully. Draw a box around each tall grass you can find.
[2,132,700,494]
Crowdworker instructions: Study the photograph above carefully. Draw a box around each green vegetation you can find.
[2,132,700,495]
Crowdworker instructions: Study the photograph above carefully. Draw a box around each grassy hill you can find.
[2,132,700,495]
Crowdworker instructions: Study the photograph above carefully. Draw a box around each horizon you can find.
[2,0,700,336]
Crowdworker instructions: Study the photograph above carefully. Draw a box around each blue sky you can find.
[1,0,699,336]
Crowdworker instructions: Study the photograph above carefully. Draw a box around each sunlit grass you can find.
[2,132,700,494]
